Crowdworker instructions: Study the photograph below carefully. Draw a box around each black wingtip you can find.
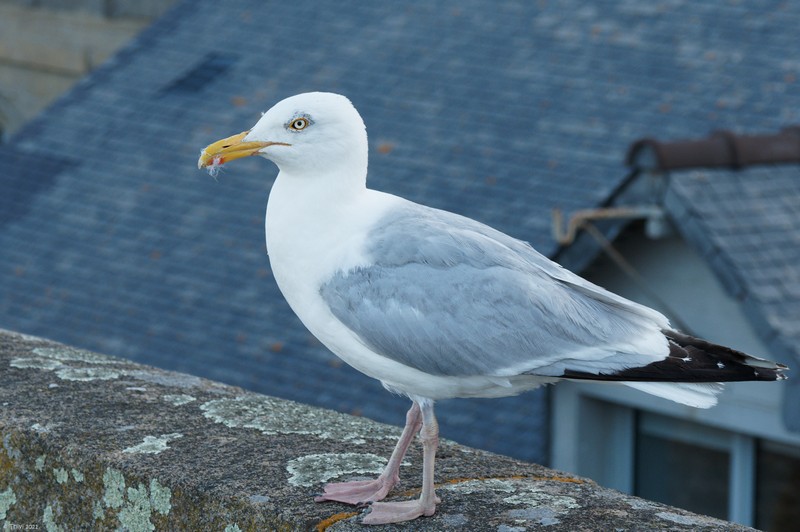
[663,329,789,382]
[563,330,788,383]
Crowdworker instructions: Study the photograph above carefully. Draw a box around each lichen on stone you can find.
[43,503,61,532]
[508,507,561,526]
[224,525,242,532]
[656,511,704,526]
[126,370,204,389]
[32,346,122,365]
[55,367,121,381]
[92,500,105,520]
[149,478,171,515]
[10,357,64,370]
[53,467,68,484]
[71,468,84,482]
[0,486,17,520]
[103,467,126,509]
[200,395,398,443]
[119,483,155,532]
[497,526,526,532]
[161,394,196,406]
[122,433,183,454]
[442,478,516,494]
[442,478,579,520]
[97,475,172,532]
[31,422,59,433]
[503,487,579,510]
[440,513,469,526]
[10,346,127,384]
[286,452,393,487]
[35,454,46,472]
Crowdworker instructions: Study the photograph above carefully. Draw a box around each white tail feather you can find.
[624,381,723,408]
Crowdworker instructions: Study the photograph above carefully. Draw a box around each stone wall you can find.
[0,329,753,530]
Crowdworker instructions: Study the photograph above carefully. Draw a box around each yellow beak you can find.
[197,130,289,169]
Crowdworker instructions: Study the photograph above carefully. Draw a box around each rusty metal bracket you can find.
[552,206,665,245]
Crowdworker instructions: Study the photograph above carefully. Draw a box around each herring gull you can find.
[198,92,787,525]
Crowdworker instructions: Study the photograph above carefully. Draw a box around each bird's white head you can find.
[198,92,368,183]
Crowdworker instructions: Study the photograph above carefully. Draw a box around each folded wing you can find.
[320,202,676,379]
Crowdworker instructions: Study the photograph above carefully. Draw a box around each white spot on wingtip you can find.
[717,362,725,369]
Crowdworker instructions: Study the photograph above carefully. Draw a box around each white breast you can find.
[264,173,402,371]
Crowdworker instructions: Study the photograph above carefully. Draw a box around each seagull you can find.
[198,92,788,525]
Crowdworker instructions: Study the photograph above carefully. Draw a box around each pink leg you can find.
[361,400,440,525]
[315,402,422,505]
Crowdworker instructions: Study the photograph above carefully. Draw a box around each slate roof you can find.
[1,0,799,463]
[666,166,800,428]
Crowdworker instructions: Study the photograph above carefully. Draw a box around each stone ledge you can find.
[0,329,752,531]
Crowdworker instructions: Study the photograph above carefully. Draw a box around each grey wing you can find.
[319,203,670,378]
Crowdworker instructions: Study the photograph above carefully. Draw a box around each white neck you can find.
[264,167,398,308]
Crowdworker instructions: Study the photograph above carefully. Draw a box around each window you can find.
[634,411,800,530]
[635,412,732,520]
[551,387,800,530]
[755,440,800,530]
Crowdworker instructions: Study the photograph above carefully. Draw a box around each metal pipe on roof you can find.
[627,126,800,171]
[552,205,665,245]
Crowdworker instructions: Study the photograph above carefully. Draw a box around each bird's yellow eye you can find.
[289,117,309,131]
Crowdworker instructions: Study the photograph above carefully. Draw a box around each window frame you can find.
[551,381,800,527]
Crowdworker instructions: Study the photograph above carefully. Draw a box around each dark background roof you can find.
[1,0,799,462]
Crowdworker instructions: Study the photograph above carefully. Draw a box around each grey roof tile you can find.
[667,167,800,373]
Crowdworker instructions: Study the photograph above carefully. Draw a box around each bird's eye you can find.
[289,117,309,131]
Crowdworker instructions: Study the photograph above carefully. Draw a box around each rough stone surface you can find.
[0,330,753,531]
